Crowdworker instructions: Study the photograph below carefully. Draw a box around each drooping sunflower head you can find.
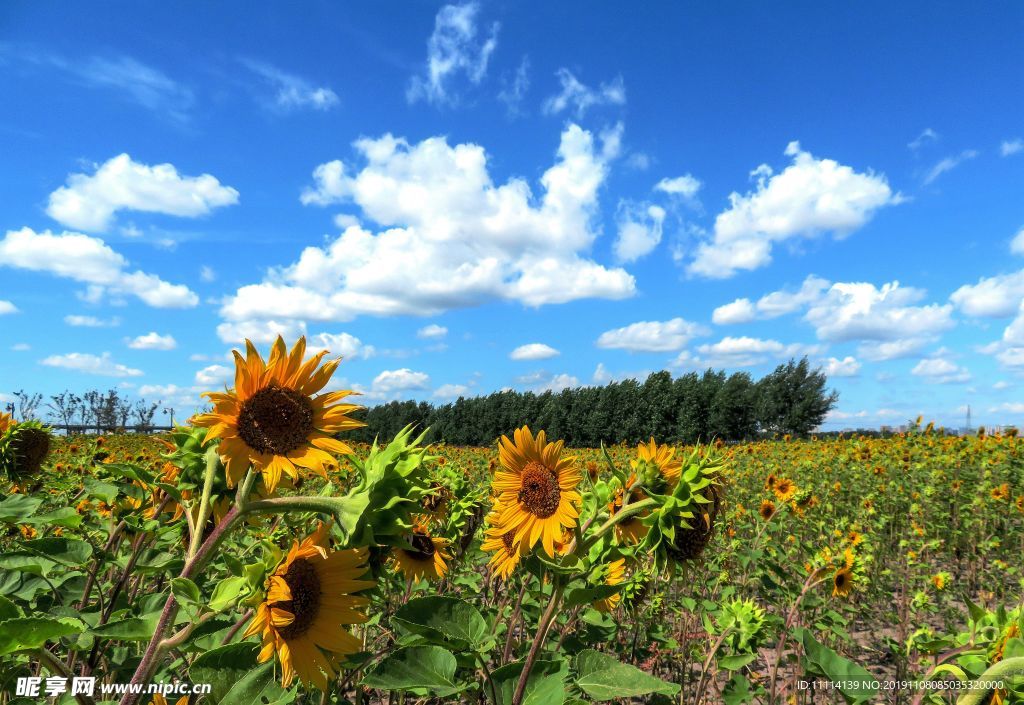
[0,420,51,478]
[193,336,364,492]
[390,524,450,582]
[243,522,375,690]
[492,426,581,557]
[832,566,854,598]
[631,438,681,489]
[759,500,776,521]
[593,559,626,613]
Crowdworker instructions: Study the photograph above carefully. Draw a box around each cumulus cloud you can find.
[225,124,633,329]
[541,68,625,117]
[417,324,448,339]
[195,364,232,387]
[950,269,1024,317]
[911,356,971,384]
[368,368,431,400]
[822,356,861,377]
[1001,139,1023,157]
[214,319,375,360]
[711,298,756,325]
[308,332,376,360]
[596,317,708,353]
[407,2,498,105]
[239,58,339,112]
[676,336,823,368]
[0,227,198,308]
[433,383,470,399]
[0,300,17,315]
[923,149,978,185]
[654,175,701,199]
[127,332,177,350]
[41,352,143,377]
[1011,228,1024,256]
[510,343,559,360]
[712,276,830,325]
[613,202,665,263]
[46,154,238,232]
[688,142,900,278]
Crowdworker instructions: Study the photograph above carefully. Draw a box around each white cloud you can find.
[308,332,376,360]
[239,58,339,112]
[681,336,823,368]
[195,364,232,387]
[417,324,448,339]
[592,363,611,384]
[911,357,971,384]
[216,319,306,345]
[1,227,198,308]
[226,124,633,328]
[923,149,978,185]
[407,2,498,105]
[127,332,177,350]
[822,356,861,377]
[200,265,216,283]
[950,269,1024,318]
[688,142,900,278]
[654,175,701,199]
[0,300,17,315]
[46,154,238,232]
[497,56,530,116]
[858,338,932,362]
[805,281,953,344]
[510,343,560,361]
[993,380,1013,391]
[1000,139,1023,157]
[538,373,578,392]
[11,343,31,351]
[369,368,431,400]
[41,351,143,377]
[64,315,121,327]
[990,402,1024,414]
[908,128,939,150]
[433,383,470,399]
[613,202,665,263]
[1010,228,1024,256]
[542,68,625,117]
[711,298,756,325]
[596,317,708,352]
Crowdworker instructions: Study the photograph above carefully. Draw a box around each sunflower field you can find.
[0,337,1022,705]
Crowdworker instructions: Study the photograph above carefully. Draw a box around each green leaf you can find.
[362,646,462,697]
[0,617,84,656]
[21,537,92,566]
[0,552,57,577]
[0,494,42,522]
[393,596,488,649]
[490,658,567,705]
[564,584,623,609]
[91,615,159,641]
[718,653,758,671]
[209,576,250,613]
[219,660,295,705]
[25,508,82,529]
[189,642,260,703]
[574,649,679,701]
[723,673,756,705]
[171,578,202,617]
[795,628,878,703]
[0,595,21,622]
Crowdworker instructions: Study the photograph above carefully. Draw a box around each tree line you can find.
[348,357,838,447]
[3,390,165,432]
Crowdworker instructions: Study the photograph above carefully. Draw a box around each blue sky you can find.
[1,1,1022,430]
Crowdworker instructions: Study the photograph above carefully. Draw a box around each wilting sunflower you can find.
[243,523,374,689]
[832,566,854,597]
[631,438,682,486]
[772,478,797,502]
[193,336,364,492]
[492,427,581,557]
[481,517,526,579]
[759,500,776,521]
[391,525,450,581]
[593,559,626,613]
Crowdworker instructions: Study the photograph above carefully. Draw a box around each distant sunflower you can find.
[481,520,526,580]
[759,500,776,521]
[1016,496,1024,514]
[193,336,364,492]
[391,527,450,581]
[846,530,864,547]
[772,478,797,502]
[930,573,947,591]
[243,523,374,689]
[832,567,854,598]
[492,427,581,557]
[593,559,626,613]
[991,483,1011,501]
[631,438,682,486]
[0,412,13,435]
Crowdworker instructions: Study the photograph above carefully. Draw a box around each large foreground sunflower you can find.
[193,336,364,492]
[492,427,581,557]
[243,523,375,689]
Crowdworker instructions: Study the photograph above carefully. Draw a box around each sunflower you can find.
[631,438,682,486]
[1016,495,1024,514]
[832,566,854,597]
[759,500,776,521]
[193,336,364,492]
[593,559,626,613]
[609,481,650,543]
[492,427,581,557]
[0,412,13,435]
[481,520,527,579]
[243,523,374,689]
[846,530,864,547]
[149,695,189,705]
[391,526,450,582]
[930,573,947,591]
[991,483,1010,501]
[772,478,797,502]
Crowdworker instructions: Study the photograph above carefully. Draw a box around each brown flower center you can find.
[517,461,561,519]
[501,530,516,553]
[401,532,436,562]
[273,557,321,640]
[236,384,315,456]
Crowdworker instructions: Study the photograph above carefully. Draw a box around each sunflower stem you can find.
[511,579,565,705]
[581,497,658,551]
[187,445,220,561]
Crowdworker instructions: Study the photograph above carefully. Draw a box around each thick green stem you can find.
[956,657,1024,705]
[511,581,566,705]
[187,446,220,561]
